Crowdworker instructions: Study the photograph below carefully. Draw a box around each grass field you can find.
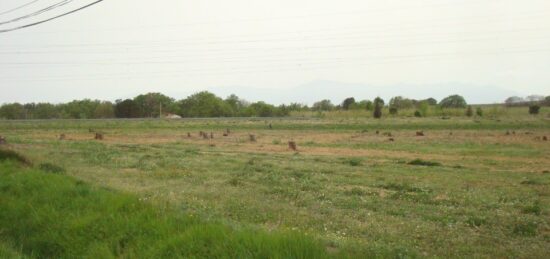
[1,114,549,258]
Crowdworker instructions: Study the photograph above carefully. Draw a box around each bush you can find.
[476,107,483,116]
[345,158,362,166]
[389,107,398,115]
[513,221,538,237]
[38,163,66,174]
[439,95,467,108]
[466,106,473,117]
[522,201,542,215]
[529,105,540,115]
[373,97,384,119]
[414,110,422,117]
[408,159,442,167]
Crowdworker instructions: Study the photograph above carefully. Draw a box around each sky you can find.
[1,0,549,105]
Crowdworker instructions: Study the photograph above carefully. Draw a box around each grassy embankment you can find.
[0,149,330,258]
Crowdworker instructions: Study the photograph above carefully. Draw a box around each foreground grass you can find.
[0,159,329,259]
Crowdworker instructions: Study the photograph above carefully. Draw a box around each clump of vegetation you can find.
[520,178,544,185]
[513,221,538,237]
[0,149,31,165]
[466,106,474,117]
[522,201,542,215]
[389,107,398,115]
[407,159,442,167]
[414,110,422,117]
[466,216,487,228]
[529,105,540,115]
[377,182,429,193]
[439,94,467,108]
[373,97,384,119]
[344,158,362,166]
[476,107,483,116]
[38,163,66,174]
[272,139,281,145]
[228,177,242,186]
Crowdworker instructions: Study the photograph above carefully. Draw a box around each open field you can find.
[1,116,550,258]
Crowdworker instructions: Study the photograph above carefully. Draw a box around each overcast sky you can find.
[1,0,549,104]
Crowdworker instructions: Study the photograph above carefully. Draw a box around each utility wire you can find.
[0,0,73,26]
[0,0,103,33]
[0,0,41,16]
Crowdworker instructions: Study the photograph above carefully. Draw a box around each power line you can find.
[2,47,549,81]
[0,0,103,34]
[0,0,41,16]
[0,0,73,26]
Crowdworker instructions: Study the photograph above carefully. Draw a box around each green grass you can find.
[0,160,329,258]
[0,116,549,258]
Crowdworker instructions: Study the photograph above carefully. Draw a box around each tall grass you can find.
[0,160,329,258]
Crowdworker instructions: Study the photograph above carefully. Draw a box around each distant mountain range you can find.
[207,80,523,105]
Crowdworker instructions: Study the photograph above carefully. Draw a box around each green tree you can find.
[34,103,59,119]
[134,93,174,118]
[225,94,248,116]
[341,97,356,110]
[94,101,115,119]
[424,98,438,106]
[439,95,467,108]
[0,103,26,120]
[312,99,334,111]
[365,100,374,111]
[114,99,140,118]
[243,101,278,117]
[389,96,414,109]
[179,91,232,117]
[373,97,384,119]
[60,99,100,119]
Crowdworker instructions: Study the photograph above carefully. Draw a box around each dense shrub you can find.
[476,107,483,116]
[439,95,467,108]
[529,105,540,115]
[373,97,384,119]
[466,106,473,117]
[408,159,441,167]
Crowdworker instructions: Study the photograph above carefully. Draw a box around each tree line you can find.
[0,92,296,120]
[0,92,547,120]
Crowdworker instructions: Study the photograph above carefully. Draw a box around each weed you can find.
[408,159,442,167]
[522,201,542,215]
[521,178,544,185]
[228,177,241,186]
[466,216,487,228]
[377,182,429,193]
[513,221,538,237]
[38,163,66,174]
[344,158,362,167]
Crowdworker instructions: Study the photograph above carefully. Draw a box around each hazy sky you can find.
[1,0,549,104]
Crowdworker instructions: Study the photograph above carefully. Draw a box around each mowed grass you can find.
[0,159,329,259]
[0,116,549,258]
